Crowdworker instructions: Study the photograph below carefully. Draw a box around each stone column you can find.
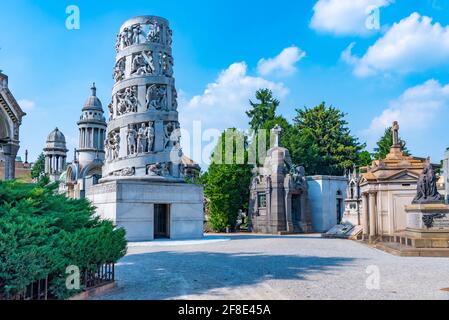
[369,192,377,241]
[362,193,369,239]
[4,154,14,180]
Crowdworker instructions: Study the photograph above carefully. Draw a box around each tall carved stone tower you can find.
[87,16,204,242]
[103,15,181,180]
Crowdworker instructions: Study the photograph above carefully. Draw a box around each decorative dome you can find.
[45,128,68,151]
[47,127,66,143]
[82,83,103,112]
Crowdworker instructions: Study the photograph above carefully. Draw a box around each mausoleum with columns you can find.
[359,122,430,242]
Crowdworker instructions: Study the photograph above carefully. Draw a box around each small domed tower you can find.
[44,128,68,181]
[77,83,107,167]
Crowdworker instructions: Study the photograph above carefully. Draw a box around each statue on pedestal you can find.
[413,161,443,204]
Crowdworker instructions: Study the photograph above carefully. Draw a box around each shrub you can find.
[0,180,127,299]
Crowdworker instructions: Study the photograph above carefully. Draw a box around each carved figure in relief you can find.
[113,58,125,82]
[147,20,161,42]
[116,86,138,115]
[137,123,149,154]
[147,122,155,152]
[146,85,167,110]
[132,24,142,44]
[111,132,121,160]
[131,51,155,75]
[127,125,137,155]
[171,88,178,111]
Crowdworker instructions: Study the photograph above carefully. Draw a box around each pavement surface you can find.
[94,234,449,300]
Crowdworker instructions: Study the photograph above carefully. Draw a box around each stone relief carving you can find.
[146,20,161,43]
[162,52,173,77]
[116,86,138,116]
[105,130,121,161]
[172,88,178,111]
[126,122,155,156]
[290,165,307,189]
[113,58,126,82]
[137,123,149,154]
[115,20,171,52]
[126,124,138,155]
[147,162,170,177]
[116,24,143,51]
[131,51,155,76]
[113,167,136,177]
[166,27,173,46]
[108,102,114,119]
[146,84,167,111]
[163,121,180,150]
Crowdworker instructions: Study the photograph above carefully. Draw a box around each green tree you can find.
[372,127,410,160]
[201,129,253,232]
[290,102,366,175]
[31,153,45,180]
[246,89,279,131]
[358,150,373,167]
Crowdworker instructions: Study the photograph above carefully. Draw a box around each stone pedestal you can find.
[87,179,204,242]
[404,204,449,248]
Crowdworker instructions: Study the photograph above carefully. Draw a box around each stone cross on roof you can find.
[272,124,283,148]
[392,121,400,147]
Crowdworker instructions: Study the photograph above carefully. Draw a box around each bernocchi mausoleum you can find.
[86,16,204,241]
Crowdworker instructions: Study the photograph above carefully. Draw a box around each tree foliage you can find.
[31,153,46,180]
[246,89,279,131]
[373,127,410,160]
[201,129,253,232]
[290,102,366,175]
[0,181,127,299]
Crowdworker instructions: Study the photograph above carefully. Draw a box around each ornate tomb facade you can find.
[86,16,204,242]
[343,167,363,226]
[0,72,26,181]
[249,125,312,234]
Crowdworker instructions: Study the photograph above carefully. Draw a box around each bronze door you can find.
[154,204,170,239]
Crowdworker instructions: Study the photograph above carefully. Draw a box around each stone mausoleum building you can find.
[249,125,347,234]
[359,122,430,242]
[0,72,26,181]
[86,16,204,242]
[249,125,312,234]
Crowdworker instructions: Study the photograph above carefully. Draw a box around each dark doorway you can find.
[291,195,302,224]
[154,204,170,239]
[337,199,343,224]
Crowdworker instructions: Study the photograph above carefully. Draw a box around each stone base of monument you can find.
[403,204,449,249]
[86,179,204,242]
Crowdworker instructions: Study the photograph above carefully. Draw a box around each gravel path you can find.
[94,234,449,300]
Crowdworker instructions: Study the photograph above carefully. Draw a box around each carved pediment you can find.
[379,170,419,182]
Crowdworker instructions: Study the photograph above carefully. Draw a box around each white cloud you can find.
[345,12,449,77]
[18,99,36,111]
[310,0,393,36]
[178,62,289,164]
[365,79,449,140]
[180,62,288,130]
[257,46,306,76]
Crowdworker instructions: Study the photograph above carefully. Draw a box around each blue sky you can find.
[1,0,449,165]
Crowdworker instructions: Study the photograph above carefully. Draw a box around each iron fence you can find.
[0,263,115,300]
